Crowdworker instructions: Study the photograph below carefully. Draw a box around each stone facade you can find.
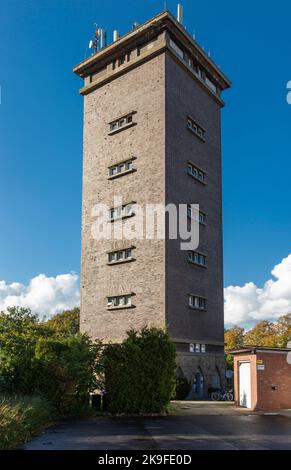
[80,54,166,343]
[165,52,225,344]
[74,11,231,396]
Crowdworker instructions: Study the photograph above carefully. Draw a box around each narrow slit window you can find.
[187,116,206,141]
[109,113,136,133]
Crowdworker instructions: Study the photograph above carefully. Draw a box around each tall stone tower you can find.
[74,9,231,396]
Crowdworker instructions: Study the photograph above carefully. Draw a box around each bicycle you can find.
[211,389,234,401]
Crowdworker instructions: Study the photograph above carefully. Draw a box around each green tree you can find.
[224,326,245,369]
[34,333,102,413]
[45,307,80,336]
[0,307,52,394]
[225,326,245,350]
[0,306,101,414]
[273,314,291,347]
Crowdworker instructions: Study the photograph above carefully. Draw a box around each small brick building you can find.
[231,346,291,411]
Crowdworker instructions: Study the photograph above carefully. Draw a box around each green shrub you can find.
[103,327,176,415]
[0,395,54,449]
[0,307,102,415]
[33,334,102,414]
[172,378,191,400]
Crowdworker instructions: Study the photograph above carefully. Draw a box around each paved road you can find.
[24,402,291,450]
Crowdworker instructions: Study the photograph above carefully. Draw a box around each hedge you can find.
[103,327,176,414]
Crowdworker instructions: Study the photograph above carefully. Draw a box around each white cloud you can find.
[0,273,80,319]
[225,254,291,328]
[2,255,291,327]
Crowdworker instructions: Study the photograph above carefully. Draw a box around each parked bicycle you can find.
[211,389,234,401]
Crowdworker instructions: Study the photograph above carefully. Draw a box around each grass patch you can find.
[0,396,55,449]
[166,402,179,414]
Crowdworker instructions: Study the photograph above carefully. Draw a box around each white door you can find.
[239,362,251,408]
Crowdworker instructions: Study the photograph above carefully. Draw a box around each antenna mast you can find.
[88,23,107,54]
[88,23,99,54]
[177,3,184,24]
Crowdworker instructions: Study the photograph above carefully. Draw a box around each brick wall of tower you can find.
[80,54,166,343]
[165,51,224,346]
[176,353,226,393]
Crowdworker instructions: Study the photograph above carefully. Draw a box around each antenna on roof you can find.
[132,21,139,31]
[208,50,211,57]
[99,28,107,49]
[164,0,167,10]
[177,3,183,25]
[113,30,120,42]
[88,24,107,54]
[88,24,99,54]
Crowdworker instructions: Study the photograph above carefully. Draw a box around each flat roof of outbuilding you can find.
[229,346,291,355]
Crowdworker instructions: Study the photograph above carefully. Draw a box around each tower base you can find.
[175,352,226,399]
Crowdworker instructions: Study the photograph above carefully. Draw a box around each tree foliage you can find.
[103,327,176,415]
[244,320,278,347]
[225,314,291,368]
[225,326,245,350]
[45,308,80,337]
[172,378,191,400]
[273,314,291,347]
[0,307,101,414]
[224,325,246,369]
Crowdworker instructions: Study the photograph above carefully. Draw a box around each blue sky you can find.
[1,0,291,300]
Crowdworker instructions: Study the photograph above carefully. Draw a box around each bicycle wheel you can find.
[211,392,220,401]
[226,392,234,401]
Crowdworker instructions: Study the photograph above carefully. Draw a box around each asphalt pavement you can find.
[24,401,291,450]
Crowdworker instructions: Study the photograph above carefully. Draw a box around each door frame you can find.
[238,361,252,409]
